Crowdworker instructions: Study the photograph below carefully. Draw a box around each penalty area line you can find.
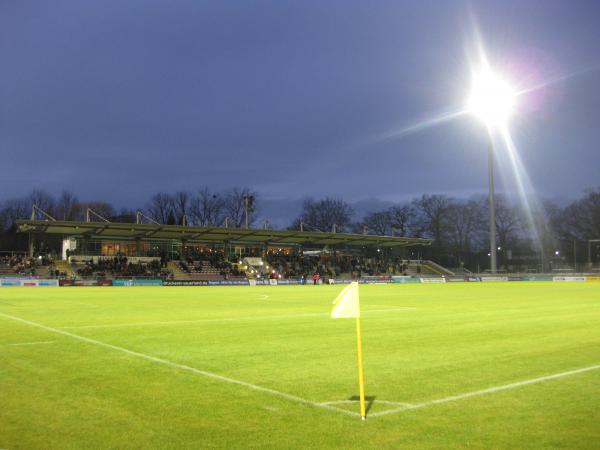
[59,307,416,329]
[369,363,600,418]
[8,340,56,346]
[0,312,358,418]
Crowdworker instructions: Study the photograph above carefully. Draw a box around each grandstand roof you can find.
[17,220,431,248]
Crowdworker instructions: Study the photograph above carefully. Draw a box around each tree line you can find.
[1,187,599,271]
[0,187,257,230]
[296,191,600,270]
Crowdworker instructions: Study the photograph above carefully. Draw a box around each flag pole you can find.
[355,316,367,420]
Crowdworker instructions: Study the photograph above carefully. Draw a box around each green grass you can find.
[1,282,599,449]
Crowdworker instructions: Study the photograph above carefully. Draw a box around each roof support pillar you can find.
[28,233,35,258]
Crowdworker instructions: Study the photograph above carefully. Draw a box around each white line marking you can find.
[59,308,416,329]
[368,307,417,313]
[321,399,412,407]
[8,340,56,346]
[366,304,413,308]
[257,295,270,300]
[369,364,600,418]
[0,312,358,418]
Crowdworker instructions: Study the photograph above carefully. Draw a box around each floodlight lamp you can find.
[467,67,516,127]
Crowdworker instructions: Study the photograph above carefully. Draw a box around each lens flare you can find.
[467,67,517,127]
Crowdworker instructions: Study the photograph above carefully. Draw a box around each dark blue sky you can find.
[2,0,599,221]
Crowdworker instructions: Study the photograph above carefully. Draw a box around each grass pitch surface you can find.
[1,282,599,449]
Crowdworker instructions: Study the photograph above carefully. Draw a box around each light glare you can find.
[467,68,516,127]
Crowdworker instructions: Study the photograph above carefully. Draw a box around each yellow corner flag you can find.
[331,282,367,420]
[331,281,360,318]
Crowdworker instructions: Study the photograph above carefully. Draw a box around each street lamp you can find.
[467,66,517,273]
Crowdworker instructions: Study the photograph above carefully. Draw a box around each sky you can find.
[1,0,599,225]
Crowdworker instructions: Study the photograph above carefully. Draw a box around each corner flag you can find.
[331,282,367,420]
[331,282,360,318]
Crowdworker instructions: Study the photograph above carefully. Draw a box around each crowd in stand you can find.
[179,252,244,278]
[0,255,60,276]
[76,255,172,279]
[264,251,413,279]
[0,255,41,276]
[1,250,421,282]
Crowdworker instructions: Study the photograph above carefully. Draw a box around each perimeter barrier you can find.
[1,275,595,287]
[112,279,163,286]
[0,278,59,287]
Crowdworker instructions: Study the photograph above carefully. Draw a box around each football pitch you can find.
[1,283,599,449]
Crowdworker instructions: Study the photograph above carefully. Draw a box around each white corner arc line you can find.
[0,312,358,418]
[369,363,600,418]
[320,399,413,407]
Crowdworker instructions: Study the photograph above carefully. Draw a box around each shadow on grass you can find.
[348,395,376,414]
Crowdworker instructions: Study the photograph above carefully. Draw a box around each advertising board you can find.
[163,280,209,286]
[112,279,163,286]
[446,277,467,282]
[0,279,58,287]
[420,278,446,283]
[207,280,250,286]
[277,279,303,285]
[360,276,391,284]
[553,276,586,282]
[480,276,509,282]
[521,275,553,281]
[59,279,106,286]
[391,276,420,284]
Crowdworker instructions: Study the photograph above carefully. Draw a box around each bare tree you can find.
[112,208,137,223]
[223,188,257,228]
[388,205,414,236]
[560,188,600,240]
[78,201,115,221]
[445,199,486,263]
[190,187,225,226]
[493,195,524,252]
[361,211,391,235]
[173,191,191,225]
[146,193,174,224]
[56,190,80,221]
[293,197,354,232]
[411,194,451,246]
[28,189,56,217]
[0,197,29,231]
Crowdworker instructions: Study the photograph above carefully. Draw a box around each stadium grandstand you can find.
[15,219,435,283]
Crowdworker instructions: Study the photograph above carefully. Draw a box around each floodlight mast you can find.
[487,139,497,273]
[467,66,516,274]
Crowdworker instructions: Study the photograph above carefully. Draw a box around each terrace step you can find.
[56,260,78,279]
[168,261,191,280]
